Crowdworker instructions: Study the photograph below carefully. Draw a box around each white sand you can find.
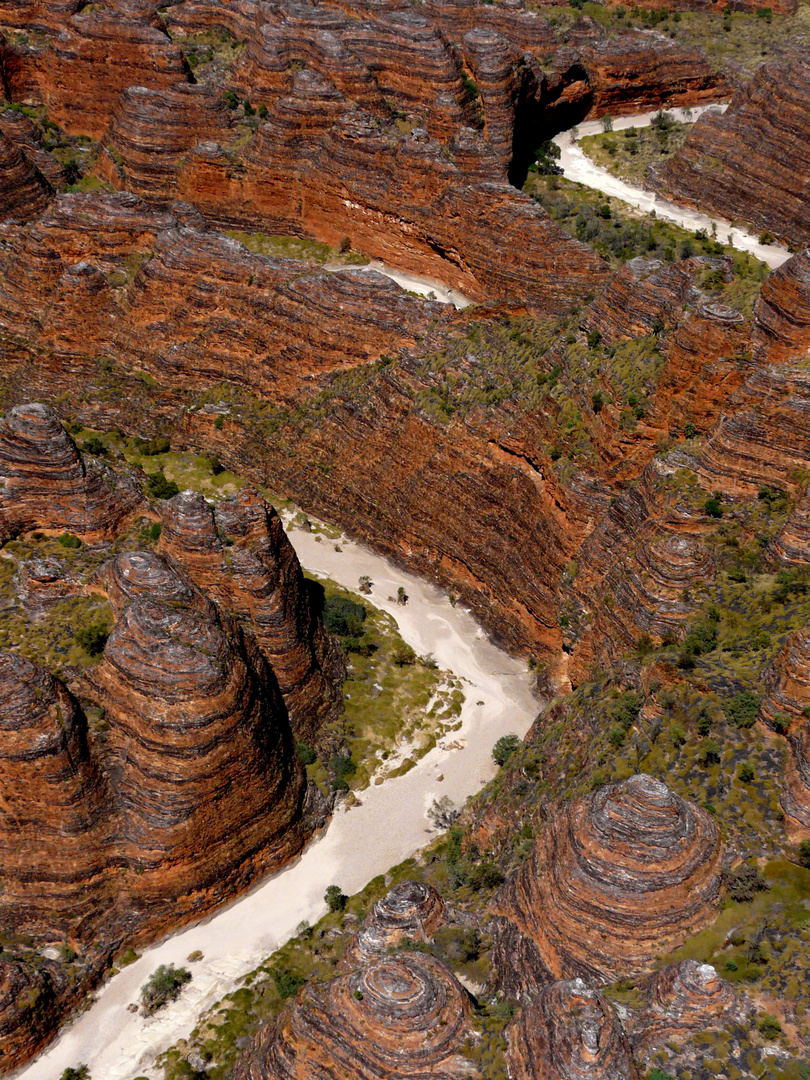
[17,521,536,1080]
[326,260,473,308]
[554,104,792,270]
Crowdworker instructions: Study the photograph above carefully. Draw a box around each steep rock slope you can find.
[654,57,810,248]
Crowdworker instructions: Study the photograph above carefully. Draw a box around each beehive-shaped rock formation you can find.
[506,979,639,1080]
[0,961,58,1072]
[0,652,110,943]
[89,589,308,925]
[233,952,476,1080]
[0,132,53,223]
[0,402,141,541]
[495,775,723,983]
[758,629,810,735]
[158,488,343,742]
[631,960,747,1050]
[340,881,445,969]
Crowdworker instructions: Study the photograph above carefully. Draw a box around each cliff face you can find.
[654,57,810,248]
[158,488,344,743]
[494,775,723,985]
[232,952,477,1080]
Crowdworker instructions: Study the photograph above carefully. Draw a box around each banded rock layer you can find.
[233,952,476,1080]
[340,881,445,969]
[782,722,810,837]
[758,629,810,735]
[158,488,343,742]
[506,979,639,1080]
[495,775,723,984]
[655,57,810,248]
[0,402,142,541]
[630,960,747,1050]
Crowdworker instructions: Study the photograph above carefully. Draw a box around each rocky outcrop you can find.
[751,248,810,364]
[0,403,142,541]
[99,83,232,198]
[157,489,344,743]
[88,588,310,931]
[494,775,723,985]
[339,881,445,970]
[0,961,59,1073]
[630,960,748,1051]
[654,57,810,248]
[758,629,810,735]
[769,490,810,567]
[232,952,476,1080]
[24,6,190,138]
[0,131,53,223]
[581,31,728,117]
[506,978,639,1080]
[0,652,109,943]
[783,722,810,837]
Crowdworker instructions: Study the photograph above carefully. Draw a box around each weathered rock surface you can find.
[494,775,723,984]
[0,652,109,942]
[758,629,810,735]
[158,489,344,742]
[630,960,748,1050]
[0,402,142,541]
[88,587,309,930]
[232,952,476,1080]
[506,978,639,1080]
[655,57,810,248]
[751,248,810,365]
[0,961,60,1073]
[783,721,810,837]
[339,881,445,970]
[0,131,53,223]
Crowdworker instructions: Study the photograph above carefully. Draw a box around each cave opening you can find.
[507,65,593,190]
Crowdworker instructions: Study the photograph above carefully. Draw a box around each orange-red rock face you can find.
[0,960,60,1073]
[751,248,810,365]
[0,652,110,943]
[232,952,477,1080]
[0,402,143,542]
[758,629,810,735]
[630,960,748,1051]
[494,775,723,985]
[655,57,810,248]
[0,131,53,223]
[506,979,640,1080]
[339,881,445,970]
[783,721,810,838]
[157,488,344,743]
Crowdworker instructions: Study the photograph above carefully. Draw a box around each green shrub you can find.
[392,643,417,667]
[738,761,755,783]
[330,754,356,781]
[324,885,347,912]
[322,595,366,637]
[58,532,82,549]
[724,691,759,729]
[272,968,306,998]
[684,421,696,438]
[140,965,192,1015]
[492,733,521,766]
[149,522,162,541]
[758,1013,782,1039]
[608,725,625,748]
[147,470,180,500]
[136,435,170,456]
[60,1068,90,1080]
[797,839,810,869]
[208,455,224,475]
[75,623,109,657]
[725,864,768,903]
[82,436,107,456]
[704,495,723,518]
[296,742,317,766]
[698,739,721,766]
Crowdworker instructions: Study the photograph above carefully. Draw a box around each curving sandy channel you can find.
[16,519,536,1080]
[553,104,792,270]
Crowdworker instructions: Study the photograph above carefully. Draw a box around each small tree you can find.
[492,733,521,766]
[324,885,347,912]
[397,586,408,605]
[358,575,373,594]
[60,1068,90,1080]
[797,839,810,868]
[428,796,459,830]
[140,965,191,1015]
[601,113,614,132]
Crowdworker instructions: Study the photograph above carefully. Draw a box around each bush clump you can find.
[724,691,760,729]
[58,532,82,549]
[140,964,192,1015]
[492,733,521,766]
[147,470,180,500]
[758,1013,782,1039]
[273,968,306,999]
[322,595,366,637]
[75,623,109,657]
[724,864,768,903]
[324,884,347,912]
